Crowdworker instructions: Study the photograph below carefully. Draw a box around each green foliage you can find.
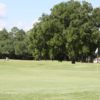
[0,0,100,61]
[28,0,100,61]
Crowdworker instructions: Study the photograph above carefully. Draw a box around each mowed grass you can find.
[0,60,100,100]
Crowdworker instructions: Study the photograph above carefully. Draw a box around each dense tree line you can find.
[0,0,100,62]
[0,28,31,59]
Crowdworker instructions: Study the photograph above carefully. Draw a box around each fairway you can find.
[0,60,100,100]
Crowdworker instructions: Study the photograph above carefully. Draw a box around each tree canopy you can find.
[0,0,100,62]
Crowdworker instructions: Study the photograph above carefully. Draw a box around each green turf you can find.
[0,60,100,100]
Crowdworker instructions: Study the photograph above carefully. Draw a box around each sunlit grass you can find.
[0,60,100,100]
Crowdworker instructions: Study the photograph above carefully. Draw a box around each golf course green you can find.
[0,60,100,100]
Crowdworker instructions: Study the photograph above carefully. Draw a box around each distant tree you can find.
[28,0,100,62]
[10,27,29,59]
[0,0,99,61]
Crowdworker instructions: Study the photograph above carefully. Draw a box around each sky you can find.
[0,0,100,31]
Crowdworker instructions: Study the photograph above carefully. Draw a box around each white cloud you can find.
[11,19,39,31]
[0,3,6,30]
[0,3,6,17]
[0,2,39,31]
[0,19,6,30]
[12,21,31,31]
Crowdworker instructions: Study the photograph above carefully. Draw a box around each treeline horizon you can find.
[0,0,100,62]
